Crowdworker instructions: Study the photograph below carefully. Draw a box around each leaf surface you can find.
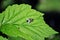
[0,4,58,40]
[0,36,8,40]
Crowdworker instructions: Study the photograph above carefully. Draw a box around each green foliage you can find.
[0,13,4,28]
[37,0,60,11]
[1,0,14,9]
[0,36,8,40]
[8,36,25,40]
[46,34,60,40]
[0,4,58,40]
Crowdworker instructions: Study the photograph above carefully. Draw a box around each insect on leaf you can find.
[0,4,58,40]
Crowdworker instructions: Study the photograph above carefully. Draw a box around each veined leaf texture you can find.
[0,4,58,40]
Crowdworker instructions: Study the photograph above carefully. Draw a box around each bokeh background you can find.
[0,0,60,40]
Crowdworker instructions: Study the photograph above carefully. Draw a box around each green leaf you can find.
[46,34,60,40]
[0,4,58,40]
[8,36,25,40]
[0,13,4,29]
[0,36,8,40]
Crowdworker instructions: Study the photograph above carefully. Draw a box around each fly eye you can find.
[26,18,34,23]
